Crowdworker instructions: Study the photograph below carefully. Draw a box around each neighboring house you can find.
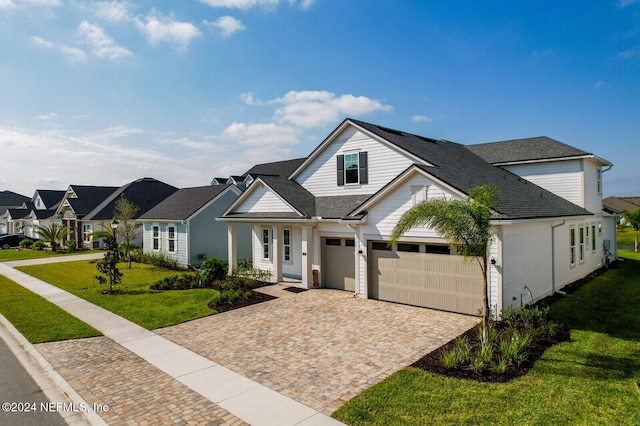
[26,189,66,239]
[220,118,616,316]
[77,177,178,249]
[2,204,32,235]
[139,184,251,268]
[0,190,30,233]
[603,196,640,225]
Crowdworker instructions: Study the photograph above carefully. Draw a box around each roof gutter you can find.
[551,220,571,296]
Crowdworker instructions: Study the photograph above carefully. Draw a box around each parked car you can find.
[0,234,36,249]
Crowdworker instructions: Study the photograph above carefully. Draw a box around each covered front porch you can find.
[226,222,319,289]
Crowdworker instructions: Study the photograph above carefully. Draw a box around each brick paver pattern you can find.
[36,337,246,426]
[157,287,479,415]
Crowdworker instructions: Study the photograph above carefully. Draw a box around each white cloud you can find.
[78,21,133,60]
[94,1,133,23]
[0,0,60,9]
[36,112,58,120]
[272,90,392,128]
[618,49,640,58]
[60,45,88,62]
[618,0,640,7]
[32,35,88,62]
[412,115,433,123]
[204,16,246,38]
[221,122,299,146]
[135,12,202,51]
[21,0,60,5]
[198,0,278,10]
[0,0,16,10]
[289,0,316,10]
[31,35,55,48]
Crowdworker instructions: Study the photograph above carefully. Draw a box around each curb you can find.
[0,313,107,426]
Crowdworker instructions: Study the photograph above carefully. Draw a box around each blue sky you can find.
[1,0,638,197]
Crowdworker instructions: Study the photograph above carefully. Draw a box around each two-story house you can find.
[220,118,616,316]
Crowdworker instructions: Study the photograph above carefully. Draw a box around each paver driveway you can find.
[157,285,479,415]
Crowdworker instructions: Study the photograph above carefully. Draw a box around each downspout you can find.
[551,220,567,296]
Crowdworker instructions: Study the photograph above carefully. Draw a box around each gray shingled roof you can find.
[349,120,592,220]
[36,189,65,209]
[466,136,591,164]
[65,185,119,217]
[603,196,640,214]
[140,184,234,220]
[257,176,316,217]
[83,178,178,221]
[243,158,306,179]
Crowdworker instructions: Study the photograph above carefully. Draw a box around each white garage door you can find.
[368,241,483,315]
[322,238,355,291]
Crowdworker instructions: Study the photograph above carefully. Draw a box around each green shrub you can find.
[200,257,228,285]
[132,251,182,270]
[32,240,45,250]
[490,357,508,375]
[66,239,76,251]
[150,274,200,290]
[438,347,460,370]
[118,241,136,258]
[453,335,472,364]
[499,331,532,365]
[19,239,34,248]
[231,262,272,282]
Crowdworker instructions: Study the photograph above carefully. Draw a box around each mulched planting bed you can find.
[283,286,308,293]
[207,291,277,313]
[411,325,570,383]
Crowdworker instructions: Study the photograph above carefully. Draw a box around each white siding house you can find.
[221,119,615,316]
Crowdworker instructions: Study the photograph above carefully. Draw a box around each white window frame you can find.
[262,227,270,260]
[579,225,585,263]
[591,223,597,252]
[283,228,291,263]
[82,224,92,242]
[152,225,160,251]
[597,167,602,194]
[344,152,360,185]
[570,227,576,267]
[167,224,177,253]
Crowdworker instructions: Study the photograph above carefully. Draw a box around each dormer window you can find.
[337,152,368,186]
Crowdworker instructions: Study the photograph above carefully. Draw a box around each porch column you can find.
[301,225,314,289]
[271,224,282,282]
[227,222,237,276]
[352,226,361,296]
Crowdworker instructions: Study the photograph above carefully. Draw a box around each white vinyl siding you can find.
[503,160,584,208]
[583,160,604,214]
[295,127,415,196]
[233,182,295,213]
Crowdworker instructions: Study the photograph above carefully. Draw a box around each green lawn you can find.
[0,275,101,343]
[333,252,640,425]
[618,227,638,251]
[17,260,220,330]
[0,248,102,262]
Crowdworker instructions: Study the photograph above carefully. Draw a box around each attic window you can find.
[337,152,368,186]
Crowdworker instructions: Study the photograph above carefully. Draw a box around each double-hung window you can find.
[579,226,585,263]
[570,227,576,266]
[152,225,159,250]
[82,224,92,242]
[591,224,596,252]
[262,228,270,259]
[168,225,176,253]
[283,229,291,262]
[337,152,368,186]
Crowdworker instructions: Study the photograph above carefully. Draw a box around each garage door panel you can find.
[323,239,355,291]
[369,244,483,315]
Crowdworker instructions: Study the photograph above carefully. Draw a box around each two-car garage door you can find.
[368,242,484,315]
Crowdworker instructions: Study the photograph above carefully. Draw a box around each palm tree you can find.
[36,223,69,252]
[622,209,640,252]
[390,184,499,346]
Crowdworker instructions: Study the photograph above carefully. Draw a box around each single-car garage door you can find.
[368,241,483,315]
[322,238,355,291]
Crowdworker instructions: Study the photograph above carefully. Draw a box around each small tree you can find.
[113,195,141,269]
[390,184,499,346]
[36,223,69,252]
[93,224,122,294]
[622,209,640,252]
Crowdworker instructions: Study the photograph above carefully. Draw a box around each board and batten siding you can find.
[361,172,462,239]
[295,126,416,197]
[503,160,584,208]
[234,182,294,213]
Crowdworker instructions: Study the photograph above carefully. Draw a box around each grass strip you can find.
[0,275,101,343]
[17,260,220,330]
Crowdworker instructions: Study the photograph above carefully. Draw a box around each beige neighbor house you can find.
[220,118,616,316]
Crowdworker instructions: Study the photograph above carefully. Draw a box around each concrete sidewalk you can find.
[0,257,343,426]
